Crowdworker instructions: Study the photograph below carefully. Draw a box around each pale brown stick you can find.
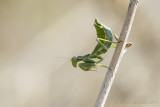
[94,0,139,107]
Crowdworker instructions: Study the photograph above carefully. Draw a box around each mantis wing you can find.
[91,19,113,56]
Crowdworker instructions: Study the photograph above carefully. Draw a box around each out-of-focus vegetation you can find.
[0,0,160,107]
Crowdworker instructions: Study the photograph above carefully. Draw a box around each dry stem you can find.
[94,0,139,107]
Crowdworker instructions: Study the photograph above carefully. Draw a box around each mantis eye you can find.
[71,56,77,67]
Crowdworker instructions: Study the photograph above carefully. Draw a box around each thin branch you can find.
[94,0,139,107]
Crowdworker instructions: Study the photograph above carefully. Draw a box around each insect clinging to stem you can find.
[71,19,132,71]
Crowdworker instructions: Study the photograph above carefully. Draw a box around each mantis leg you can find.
[95,63,111,70]
[90,55,103,63]
[111,45,116,48]
[95,55,103,64]
[97,38,118,44]
[114,33,119,41]
[96,38,119,50]
[91,55,111,69]
[78,62,97,71]
[96,38,115,50]
[96,38,108,50]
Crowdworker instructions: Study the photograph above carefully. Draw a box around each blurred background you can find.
[0,0,160,107]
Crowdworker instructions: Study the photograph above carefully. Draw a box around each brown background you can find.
[0,0,160,107]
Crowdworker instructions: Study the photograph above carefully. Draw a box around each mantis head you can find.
[71,54,91,68]
[71,54,97,71]
[71,56,77,67]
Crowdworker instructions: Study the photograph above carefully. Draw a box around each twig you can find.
[94,0,139,107]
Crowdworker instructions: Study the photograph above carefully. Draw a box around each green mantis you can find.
[71,19,120,71]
